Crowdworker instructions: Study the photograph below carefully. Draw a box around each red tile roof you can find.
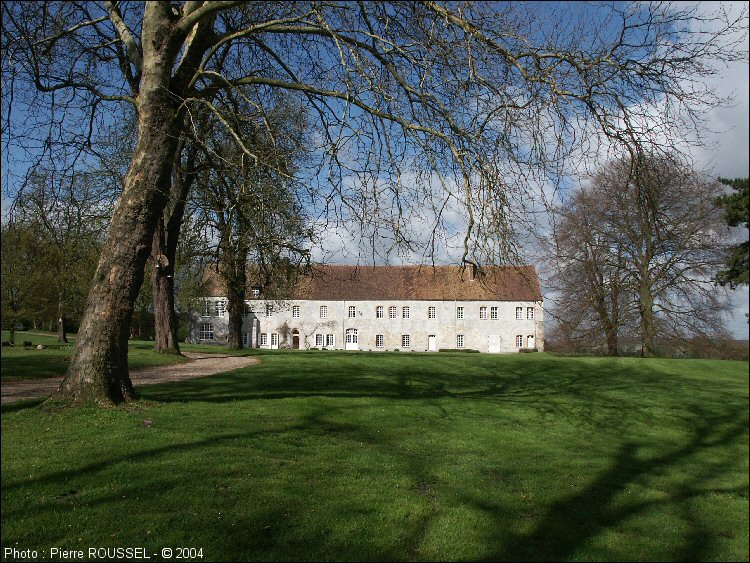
[205,264,542,302]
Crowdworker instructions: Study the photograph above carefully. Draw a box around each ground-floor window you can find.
[402,334,410,348]
[376,334,384,348]
[456,334,464,348]
[199,323,214,341]
[346,328,358,344]
[326,334,335,347]
[260,333,268,346]
[271,333,279,347]
[516,335,523,348]
[316,334,324,347]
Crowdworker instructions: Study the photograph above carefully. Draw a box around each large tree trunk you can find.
[152,216,181,354]
[223,242,248,350]
[152,136,198,354]
[54,6,183,405]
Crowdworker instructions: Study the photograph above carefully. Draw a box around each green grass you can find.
[2,351,748,561]
[1,331,188,380]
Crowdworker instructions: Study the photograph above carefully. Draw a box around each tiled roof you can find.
[204,264,542,302]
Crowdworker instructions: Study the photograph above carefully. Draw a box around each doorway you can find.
[292,330,300,350]
[428,334,437,351]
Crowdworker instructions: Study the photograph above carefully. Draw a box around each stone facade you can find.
[188,265,544,353]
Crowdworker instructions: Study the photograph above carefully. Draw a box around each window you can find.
[251,287,260,298]
[265,304,273,317]
[516,335,523,348]
[389,306,397,319]
[215,299,226,316]
[479,306,488,319]
[527,307,535,320]
[271,333,279,347]
[456,306,464,319]
[490,306,498,320]
[315,334,324,347]
[292,305,300,318]
[376,306,384,318]
[348,305,356,318]
[402,306,410,319]
[346,328,358,344]
[456,334,464,348]
[516,307,523,320]
[402,334,410,348]
[428,306,436,319]
[326,334,335,347]
[376,334,384,348]
[260,333,268,346]
[320,305,328,319]
[201,300,211,317]
[199,323,214,341]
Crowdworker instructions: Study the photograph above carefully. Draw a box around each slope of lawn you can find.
[1,351,748,561]
[0,331,188,380]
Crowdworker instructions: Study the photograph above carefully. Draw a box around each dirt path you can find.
[1,352,259,404]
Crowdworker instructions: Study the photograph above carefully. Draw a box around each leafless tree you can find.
[2,1,746,403]
[547,154,731,356]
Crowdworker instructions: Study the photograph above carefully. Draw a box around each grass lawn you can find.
[1,331,188,380]
[1,350,748,561]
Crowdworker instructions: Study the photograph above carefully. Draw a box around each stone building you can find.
[188,264,543,353]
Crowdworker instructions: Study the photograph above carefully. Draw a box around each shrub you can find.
[519,348,539,353]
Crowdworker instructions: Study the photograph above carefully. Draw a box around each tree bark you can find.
[151,216,181,354]
[223,242,248,350]
[54,5,183,404]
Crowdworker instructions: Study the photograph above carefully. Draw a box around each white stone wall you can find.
[189,297,544,353]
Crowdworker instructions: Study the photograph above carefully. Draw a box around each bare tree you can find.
[191,94,311,349]
[2,1,746,403]
[548,154,731,356]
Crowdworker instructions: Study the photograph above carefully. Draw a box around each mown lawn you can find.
[1,350,748,561]
[1,331,188,380]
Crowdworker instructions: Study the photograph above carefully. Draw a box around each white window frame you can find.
[456,334,464,348]
[265,304,273,317]
[456,306,464,320]
[402,334,410,348]
[527,307,535,320]
[348,305,356,318]
[346,328,359,344]
[428,306,436,319]
[199,323,214,341]
[375,334,384,348]
[527,335,535,348]
[376,306,384,318]
[389,306,397,319]
[490,306,498,320]
[402,306,410,319]
[516,335,523,348]
[271,333,279,348]
[251,287,260,298]
[320,305,328,319]
[292,305,300,318]
[516,307,523,320]
[479,306,488,320]
[315,334,324,347]
[326,334,335,347]
[215,299,226,317]
[201,300,211,318]
[260,333,268,347]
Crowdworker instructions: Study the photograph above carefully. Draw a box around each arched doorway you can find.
[292,329,300,350]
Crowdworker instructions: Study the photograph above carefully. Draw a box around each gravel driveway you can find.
[1,352,259,404]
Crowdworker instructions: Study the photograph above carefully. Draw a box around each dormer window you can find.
[251,287,261,299]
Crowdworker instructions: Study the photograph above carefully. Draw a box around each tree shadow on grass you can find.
[3,354,748,560]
